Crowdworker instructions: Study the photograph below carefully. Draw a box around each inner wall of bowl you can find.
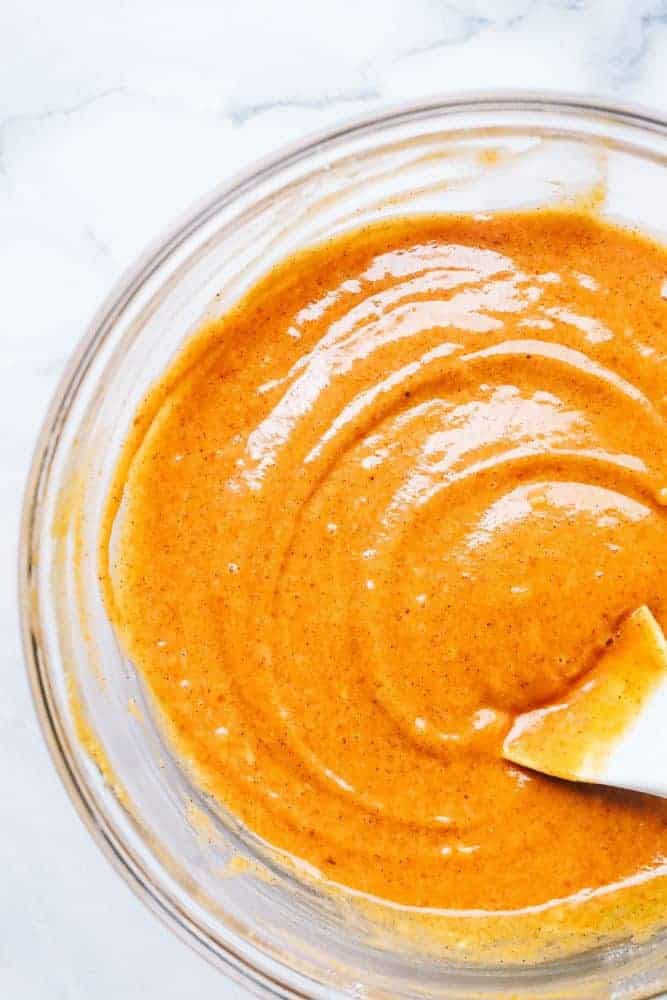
[37,103,667,999]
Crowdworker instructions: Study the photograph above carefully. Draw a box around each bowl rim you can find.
[19,89,667,998]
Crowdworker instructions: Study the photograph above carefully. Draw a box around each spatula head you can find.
[503,606,667,797]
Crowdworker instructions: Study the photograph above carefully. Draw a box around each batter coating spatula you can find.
[503,606,667,798]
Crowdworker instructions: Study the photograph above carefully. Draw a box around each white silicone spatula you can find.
[503,606,667,798]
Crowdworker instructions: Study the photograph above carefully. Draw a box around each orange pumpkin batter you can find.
[101,211,667,952]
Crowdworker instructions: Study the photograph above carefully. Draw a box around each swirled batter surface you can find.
[103,211,667,952]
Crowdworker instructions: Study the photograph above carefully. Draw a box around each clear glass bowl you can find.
[20,92,667,999]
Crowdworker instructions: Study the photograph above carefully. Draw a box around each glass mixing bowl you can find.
[20,93,667,999]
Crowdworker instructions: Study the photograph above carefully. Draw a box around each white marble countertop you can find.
[2,1,667,996]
